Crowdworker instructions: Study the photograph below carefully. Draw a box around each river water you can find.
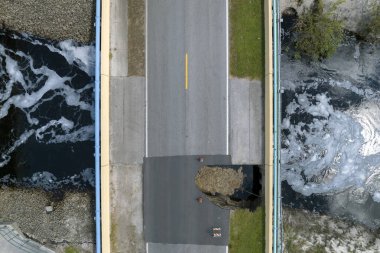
[281,28,380,228]
[0,30,95,189]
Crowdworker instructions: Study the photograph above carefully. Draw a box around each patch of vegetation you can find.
[359,3,380,40]
[110,218,118,253]
[64,246,80,253]
[294,0,344,61]
[229,207,265,253]
[370,4,380,37]
[296,0,304,7]
[128,0,145,76]
[230,0,264,80]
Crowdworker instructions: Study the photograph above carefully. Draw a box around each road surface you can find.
[146,0,228,157]
[144,156,230,245]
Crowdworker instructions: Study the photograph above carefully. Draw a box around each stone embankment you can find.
[0,0,95,43]
[281,0,378,34]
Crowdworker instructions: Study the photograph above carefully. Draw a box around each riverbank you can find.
[0,187,95,253]
[0,0,95,43]
[281,0,378,36]
[283,207,380,253]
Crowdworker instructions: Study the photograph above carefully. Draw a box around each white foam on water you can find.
[282,78,380,202]
[81,168,95,187]
[10,32,95,75]
[0,168,96,189]
[373,192,380,203]
[0,32,95,169]
[353,103,380,156]
[35,117,74,141]
[43,125,95,144]
[57,40,95,75]
[0,130,34,167]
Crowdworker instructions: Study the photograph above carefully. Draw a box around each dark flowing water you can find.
[280,14,380,228]
[0,30,95,189]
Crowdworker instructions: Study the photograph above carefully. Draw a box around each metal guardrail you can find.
[0,224,55,253]
[273,0,283,252]
[94,0,101,250]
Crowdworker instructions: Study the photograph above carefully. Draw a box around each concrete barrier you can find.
[101,0,111,251]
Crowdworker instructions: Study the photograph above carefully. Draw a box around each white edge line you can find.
[145,0,148,157]
[226,0,229,155]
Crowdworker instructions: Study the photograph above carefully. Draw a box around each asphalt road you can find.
[147,0,228,158]
[143,155,231,246]
[147,243,228,253]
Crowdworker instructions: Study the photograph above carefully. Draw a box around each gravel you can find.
[0,0,95,43]
[0,187,95,252]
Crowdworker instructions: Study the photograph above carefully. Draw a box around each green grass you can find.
[64,246,80,253]
[229,207,265,253]
[110,218,118,252]
[230,0,265,80]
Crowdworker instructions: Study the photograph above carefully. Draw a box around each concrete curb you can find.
[101,0,111,251]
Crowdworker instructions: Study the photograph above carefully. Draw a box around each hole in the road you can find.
[194,164,262,211]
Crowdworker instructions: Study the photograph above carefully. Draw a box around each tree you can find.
[293,0,344,61]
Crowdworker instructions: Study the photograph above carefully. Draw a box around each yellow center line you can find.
[185,53,188,90]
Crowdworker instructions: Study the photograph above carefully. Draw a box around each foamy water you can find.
[0,31,95,187]
[281,44,380,204]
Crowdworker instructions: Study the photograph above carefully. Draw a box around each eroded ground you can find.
[0,188,95,252]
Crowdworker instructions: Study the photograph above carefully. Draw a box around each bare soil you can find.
[128,0,145,76]
[195,166,244,196]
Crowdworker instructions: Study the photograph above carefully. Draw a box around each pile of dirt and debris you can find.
[195,166,244,196]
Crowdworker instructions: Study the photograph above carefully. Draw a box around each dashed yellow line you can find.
[185,53,188,90]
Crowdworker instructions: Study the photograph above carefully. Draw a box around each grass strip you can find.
[229,207,265,253]
[230,0,264,80]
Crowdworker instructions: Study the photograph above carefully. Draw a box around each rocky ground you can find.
[283,208,380,253]
[0,0,95,43]
[0,187,95,253]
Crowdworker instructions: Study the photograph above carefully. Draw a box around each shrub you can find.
[64,246,80,253]
[367,3,380,39]
[293,0,344,61]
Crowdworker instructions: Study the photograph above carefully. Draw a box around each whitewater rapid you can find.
[0,31,95,188]
[281,42,380,204]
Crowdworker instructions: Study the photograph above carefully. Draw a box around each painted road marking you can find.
[226,0,229,155]
[185,53,188,90]
[145,0,148,157]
